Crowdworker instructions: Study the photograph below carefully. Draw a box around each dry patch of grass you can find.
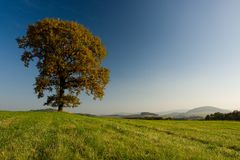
[0,118,16,128]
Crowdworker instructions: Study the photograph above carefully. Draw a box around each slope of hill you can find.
[0,111,240,159]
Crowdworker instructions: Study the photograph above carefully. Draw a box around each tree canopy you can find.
[17,18,110,111]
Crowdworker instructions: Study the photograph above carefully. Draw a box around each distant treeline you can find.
[205,110,240,120]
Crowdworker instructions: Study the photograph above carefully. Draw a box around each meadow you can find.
[0,111,239,160]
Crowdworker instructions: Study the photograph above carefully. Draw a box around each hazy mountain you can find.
[157,109,188,115]
[162,106,231,119]
[111,112,139,116]
[186,106,230,116]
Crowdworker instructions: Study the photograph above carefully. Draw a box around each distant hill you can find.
[186,106,230,116]
[111,112,137,116]
[162,106,230,119]
[157,109,188,116]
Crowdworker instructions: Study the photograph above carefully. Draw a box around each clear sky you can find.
[1,0,240,114]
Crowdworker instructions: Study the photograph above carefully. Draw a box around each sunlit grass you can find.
[0,111,239,160]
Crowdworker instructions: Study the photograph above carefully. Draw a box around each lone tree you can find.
[17,18,110,111]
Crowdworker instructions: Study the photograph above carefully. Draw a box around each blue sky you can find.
[1,0,240,114]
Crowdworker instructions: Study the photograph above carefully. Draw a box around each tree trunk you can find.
[58,104,63,112]
[58,76,65,112]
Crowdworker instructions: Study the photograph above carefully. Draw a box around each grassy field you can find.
[0,111,240,160]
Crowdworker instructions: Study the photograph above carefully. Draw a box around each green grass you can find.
[0,111,240,160]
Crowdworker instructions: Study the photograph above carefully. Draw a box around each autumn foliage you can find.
[17,18,110,111]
